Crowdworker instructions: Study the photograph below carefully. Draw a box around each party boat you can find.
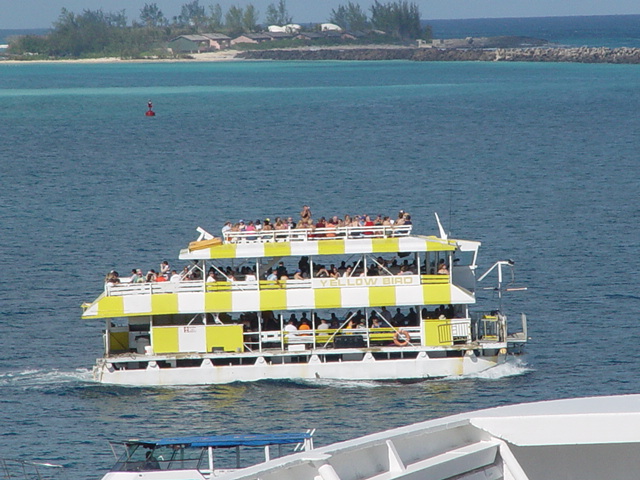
[82,214,527,385]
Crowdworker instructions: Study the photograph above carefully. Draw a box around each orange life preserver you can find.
[393,329,410,346]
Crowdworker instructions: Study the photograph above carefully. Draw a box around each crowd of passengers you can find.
[104,261,203,285]
[217,304,458,333]
[104,254,450,286]
[221,205,413,240]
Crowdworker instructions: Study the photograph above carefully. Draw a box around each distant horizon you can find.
[1,12,640,31]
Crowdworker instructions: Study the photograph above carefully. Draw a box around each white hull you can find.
[93,350,506,386]
[215,394,640,480]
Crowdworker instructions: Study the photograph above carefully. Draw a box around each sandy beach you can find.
[0,49,244,64]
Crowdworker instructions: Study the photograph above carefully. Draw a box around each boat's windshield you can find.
[112,443,206,472]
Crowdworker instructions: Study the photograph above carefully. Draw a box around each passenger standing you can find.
[160,261,170,278]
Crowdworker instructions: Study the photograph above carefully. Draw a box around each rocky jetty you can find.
[238,45,640,64]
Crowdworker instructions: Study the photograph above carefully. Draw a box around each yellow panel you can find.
[314,288,342,309]
[318,240,345,255]
[371,238,400,253]
[264,242,292,257]
[423,319,452,346]
[152,326,179,353]
[98,296,124,317]
[369,286,396,307]
[259,280,281,290]
[422,284,452,305]
[260,288,287,310]
[421,275,449,285]
[109,331,129,353]
[151,293,179,315]
[205,291,233,312]
[206,325,243,352]
[208,244,238,259]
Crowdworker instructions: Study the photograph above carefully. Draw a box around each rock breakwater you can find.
[238,46,640,64]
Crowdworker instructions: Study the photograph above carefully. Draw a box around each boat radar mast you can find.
[478,260,527,310]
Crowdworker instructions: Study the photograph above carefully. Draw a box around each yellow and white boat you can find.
[83,216,527,385]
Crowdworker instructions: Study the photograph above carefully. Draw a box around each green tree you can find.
[177,0,207,29]
[47,8,128,56]
[225,5,245,35]
[243,4,259,32]
[265,0,292,26]
[207,3,223,30]
[329,2,369,31]
[7,34,49,55]
[140,3,167,27]
[370,0,422,40]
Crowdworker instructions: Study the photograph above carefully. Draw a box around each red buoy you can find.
[146,100,155,116]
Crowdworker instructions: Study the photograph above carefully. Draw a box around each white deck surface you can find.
[213,394,640,480]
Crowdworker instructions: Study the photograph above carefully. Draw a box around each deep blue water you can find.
[1,59,639,479]
[430,14,640,47]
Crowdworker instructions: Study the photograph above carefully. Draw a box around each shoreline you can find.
[3,44,640,65]
[0,50,245,64]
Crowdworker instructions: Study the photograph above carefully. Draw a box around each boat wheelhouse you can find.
[83,217,527,385]
[103,432,314,480]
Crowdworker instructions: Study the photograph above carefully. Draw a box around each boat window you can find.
[112,444,156,471]
[160,445,205,470]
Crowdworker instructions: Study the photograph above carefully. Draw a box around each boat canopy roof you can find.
[123,432,312,449]
[180,235,461,261]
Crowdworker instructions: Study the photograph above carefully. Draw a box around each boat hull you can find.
[93,349,506,386]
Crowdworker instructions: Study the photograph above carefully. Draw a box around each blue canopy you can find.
[128,433,312,449]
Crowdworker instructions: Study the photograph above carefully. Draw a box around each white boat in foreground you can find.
[213,394,640,480]
[83,214,527,385]
[102,432,314,480]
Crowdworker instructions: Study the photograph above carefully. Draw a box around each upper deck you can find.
[82,223,481,319]
[180,225,464,260]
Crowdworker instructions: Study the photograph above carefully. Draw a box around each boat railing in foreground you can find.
[224,224,413,244]
[0,459,66,480]
[104,274,449,297]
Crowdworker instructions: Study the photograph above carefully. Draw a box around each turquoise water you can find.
[1,60,640,477]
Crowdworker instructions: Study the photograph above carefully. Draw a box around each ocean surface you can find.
[1,33,640,479]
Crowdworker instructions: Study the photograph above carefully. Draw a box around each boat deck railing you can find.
[223,224,413,244]
[0,459,66,480]
[104,273,449,297]
[243,318,475,351]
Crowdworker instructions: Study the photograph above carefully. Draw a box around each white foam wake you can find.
[0,368,93,386]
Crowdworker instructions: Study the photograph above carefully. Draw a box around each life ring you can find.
[393,329,410,346]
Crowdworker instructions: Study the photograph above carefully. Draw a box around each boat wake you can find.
[0,368,93,387]
[450,356,532,381]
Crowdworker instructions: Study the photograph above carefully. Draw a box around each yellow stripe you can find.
[205,291,233,312]
[152,326,179,353]
[318,239,345,255]
[421,274,449,284]
[314,288,342,309]
[260,288,287,311]
[151,293,178,314]
[371,238,400,253]
[264,242,292,257]
[369,285,396,307]
[98,296,124,317]
[209,244,237,259]
[422,284,451,305]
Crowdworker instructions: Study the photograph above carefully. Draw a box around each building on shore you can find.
[168,33,231,53]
